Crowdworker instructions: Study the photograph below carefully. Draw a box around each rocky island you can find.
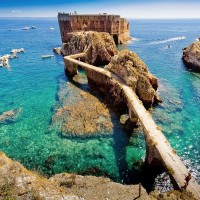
[182,40,200,72]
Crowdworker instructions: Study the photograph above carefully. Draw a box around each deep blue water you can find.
[0,18,199,184]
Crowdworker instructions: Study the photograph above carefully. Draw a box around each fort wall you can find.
[58,13,130,44]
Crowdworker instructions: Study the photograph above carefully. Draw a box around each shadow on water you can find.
[58,69,141,184]
[110,112,140,184]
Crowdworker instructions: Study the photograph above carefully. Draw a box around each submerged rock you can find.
[105,49,161,108]
[0,152,150,200]
[0,108,22,123]
[51,81,113,136]
[61,31,118,65]
[182,41,200,72]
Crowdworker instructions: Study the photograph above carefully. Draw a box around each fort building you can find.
[58,12,130,44]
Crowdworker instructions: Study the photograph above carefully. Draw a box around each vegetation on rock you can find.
[61,31,118,65]
[105,49,161,108]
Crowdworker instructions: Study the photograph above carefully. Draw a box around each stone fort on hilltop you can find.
[58,12,130,44]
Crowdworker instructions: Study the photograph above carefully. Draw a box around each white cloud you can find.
[12,10,22,13]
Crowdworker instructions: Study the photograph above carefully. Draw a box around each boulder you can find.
[105,49,161,108]
[182,41,200,72]
[53,47,62,55]
[61,31,118,65]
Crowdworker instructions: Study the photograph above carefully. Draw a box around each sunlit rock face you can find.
[0,152,79,200]
[61,31,118,65]
[105,49,161,108]
[182,41,200,72]
[0,152,150,200]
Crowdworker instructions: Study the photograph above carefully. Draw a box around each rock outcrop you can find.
[0,152,79,200]
[182,41,200,72]
[0,152,150,200]
[61,31,118,65]
[105,49,161,108]
[53,47,62,55]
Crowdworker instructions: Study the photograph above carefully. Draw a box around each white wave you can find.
[149,36,186,45]
[131,37,139,41]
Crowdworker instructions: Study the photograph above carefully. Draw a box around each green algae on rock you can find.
[51,81,113,137]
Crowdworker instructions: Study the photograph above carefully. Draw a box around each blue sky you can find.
[1,0,200,18]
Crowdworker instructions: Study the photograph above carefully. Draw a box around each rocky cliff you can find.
[61,31,118,65]
[0,152,150,200]
[182,41,200,72]
[105,49,161,108]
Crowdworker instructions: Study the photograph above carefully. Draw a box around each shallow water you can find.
[0,18,199,184]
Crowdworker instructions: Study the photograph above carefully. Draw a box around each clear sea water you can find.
[0,18,199,184]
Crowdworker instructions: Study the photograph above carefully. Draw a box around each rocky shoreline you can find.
[0,152,150,200]
[0,152,197,200]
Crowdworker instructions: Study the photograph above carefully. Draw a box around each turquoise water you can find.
[0,18,199,184]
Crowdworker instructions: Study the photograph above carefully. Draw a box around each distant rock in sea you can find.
[61,31,118,65]
[182,41,200,72]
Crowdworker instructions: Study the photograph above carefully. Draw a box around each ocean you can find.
[0,18,199,184]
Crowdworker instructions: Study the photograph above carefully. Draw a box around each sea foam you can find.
[149,36,186,45]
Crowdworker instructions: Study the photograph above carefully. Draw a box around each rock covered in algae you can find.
[0,108,22,123]
[51,81,113,136]
[182,41,200,72]
[105,49,161,108]
[0,152,150,200]
[61,31,118,65]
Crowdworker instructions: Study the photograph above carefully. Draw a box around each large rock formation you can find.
[182,41,200,72]
[61,31,118,65]
[0,152,150,200]
[105,49,161,108]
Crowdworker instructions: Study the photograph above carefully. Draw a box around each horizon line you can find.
[0,16,200,20]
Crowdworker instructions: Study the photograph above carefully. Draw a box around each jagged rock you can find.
[61,31,118,65]
[53,47,62,55]
[0,108,22,123]
[182,41,200,72]
[105,49,161,108]
[0,152,150,200]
